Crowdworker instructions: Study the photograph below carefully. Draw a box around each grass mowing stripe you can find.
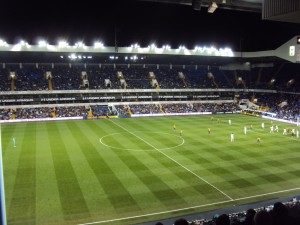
[8,123,36,225]
[66,122,141,214]
[83,121,172,213]
[3,115,300,225]
[121,121,230,201]
[107,136,188,207]
[79,186,300,225]
[56,122,117,219]
[36,123,64,225]
[1,124,16,156]
[47,122,90,222]
[109,119,234,201]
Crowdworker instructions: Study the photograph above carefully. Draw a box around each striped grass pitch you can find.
[2,114,300,225]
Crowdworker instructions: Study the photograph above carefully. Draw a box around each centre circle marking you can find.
[99,132,185,152]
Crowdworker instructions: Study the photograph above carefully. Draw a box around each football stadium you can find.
[1,1,300,225]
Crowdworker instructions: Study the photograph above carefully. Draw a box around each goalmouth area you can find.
[2,114,300,225]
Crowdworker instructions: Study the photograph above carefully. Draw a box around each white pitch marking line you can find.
[79,187,300,225]
[99,132,185,152]
[108,119,233,201]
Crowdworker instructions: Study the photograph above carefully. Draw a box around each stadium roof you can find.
[139,0,262,13]
[0,0,299,53]
[139,0,300,23]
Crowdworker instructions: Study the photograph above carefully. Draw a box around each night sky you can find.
[0,0,299,51]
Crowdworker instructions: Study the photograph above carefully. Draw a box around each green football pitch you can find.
[2,114,300,225]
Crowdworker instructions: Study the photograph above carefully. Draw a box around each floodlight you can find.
[94,41,104,48]
[0,39,8,46]
[58,40,69,47]
[163,45,171,50]
[208,1,218,13]
[38,40,47,47]
[75,41,85,47]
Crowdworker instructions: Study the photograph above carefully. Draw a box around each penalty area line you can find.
[79,187,300,225]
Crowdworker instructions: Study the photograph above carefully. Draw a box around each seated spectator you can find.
[270,202,293,225]
[253,210,272,225]
[216,214,230,225]
[174,218,189,225]
[243,208,256,225]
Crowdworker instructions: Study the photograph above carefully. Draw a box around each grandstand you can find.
[0,37,300,225]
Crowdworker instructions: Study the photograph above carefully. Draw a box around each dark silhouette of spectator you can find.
[216,214,230,225]
[174,218,189,225]
[270,202,293,225]
[253,210,272,225]
[243,208,256,225]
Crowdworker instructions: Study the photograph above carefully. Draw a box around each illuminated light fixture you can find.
[130,43,139,48]
[162,44,171,50]
[222,0,226,3]
[208,1,218,13]
[19,40,26,45]
[150,43,156,49]
[38,40,47,47]
[70,53,77,59]
[94,41,104,48]
[75,41,85,48]
[58,40,69,48]
[0,39,8,46]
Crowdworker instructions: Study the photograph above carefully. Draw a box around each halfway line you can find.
[108,119,233,201]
